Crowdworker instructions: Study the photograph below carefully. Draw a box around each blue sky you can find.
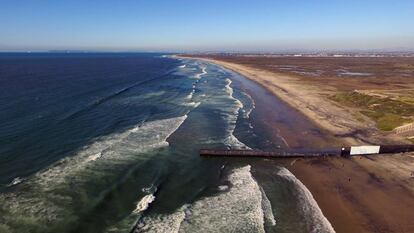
[1,0,413,52]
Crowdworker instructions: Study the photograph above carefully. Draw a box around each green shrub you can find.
[330,92,414,131]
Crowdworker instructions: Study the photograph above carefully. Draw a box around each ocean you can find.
[0,53,334,233]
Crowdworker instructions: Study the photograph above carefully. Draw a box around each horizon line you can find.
[1,48,414,54]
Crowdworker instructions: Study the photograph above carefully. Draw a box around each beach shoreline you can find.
[180,56,410,146]
[179,55,414,233]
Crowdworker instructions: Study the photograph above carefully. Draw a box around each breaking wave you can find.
[180,65,208,110]
[6,177,25,187]
[240,91,255,118]
[134,193,156,214]
[224,78,244,109]
[194,67,207,79]
[0,115,188,231]
[277,168,335,233]
[260,186,277,227]
[134,165,275,233]
[105,185,158,233]
[35,115,188,188]
[223,78,249,149]
[185,89,195,100]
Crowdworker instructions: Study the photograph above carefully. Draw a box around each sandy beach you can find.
[188,57,413,145]
[181,55,414,233]
[290,155,414,233]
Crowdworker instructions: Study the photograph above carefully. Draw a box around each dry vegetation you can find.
[330,91,414,131]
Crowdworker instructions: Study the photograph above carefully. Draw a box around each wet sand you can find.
[229,67,341,149]
[290,155,414,233]
[181,55,414,233]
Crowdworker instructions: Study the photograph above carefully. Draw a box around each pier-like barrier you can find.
[200,144,414,158]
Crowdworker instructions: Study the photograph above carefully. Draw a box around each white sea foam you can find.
[34,115,188,189]
[104,185,159,233]
[225,78,243,110]
[182,101,200,108]
[224,134,249,149]
[194,67,207,79]
[86,152,102,162]
[179,64,186,69]
[133,194,156,214]
[241,92,255,118]
[224,78,234,94]
[217,185,229,191]
[185,89,195,100]
[277,168,335,233]
[182,65,205,108]
[142,184,155,193]
[0,116,189,228]
[7,177,24,187]
[222,78,249,149]
[135,165,275,233]
[134,205,188,233]
[179,165,268,232]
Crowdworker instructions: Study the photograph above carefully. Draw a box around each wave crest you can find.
[134,165,276,233]
[277,168,335,233]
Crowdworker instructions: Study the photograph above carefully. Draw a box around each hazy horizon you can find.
[1,0,414,52]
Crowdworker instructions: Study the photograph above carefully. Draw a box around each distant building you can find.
[394,123,414,138]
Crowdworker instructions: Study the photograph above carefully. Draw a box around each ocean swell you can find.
[0,115,188,231]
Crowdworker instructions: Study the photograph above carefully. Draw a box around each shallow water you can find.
[0,53,334,233]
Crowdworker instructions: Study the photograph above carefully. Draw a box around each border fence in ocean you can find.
[199,144,414,158]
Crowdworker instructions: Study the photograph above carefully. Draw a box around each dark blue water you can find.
[0,53,335,233]
[0,53,180,184]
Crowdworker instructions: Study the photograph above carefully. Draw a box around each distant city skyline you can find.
[1,0,414,52]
